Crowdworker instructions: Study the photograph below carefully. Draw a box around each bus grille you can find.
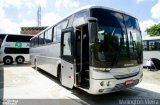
[111,79,139,92]
[114,71,139,79]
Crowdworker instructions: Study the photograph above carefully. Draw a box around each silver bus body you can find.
[30,6,143,94]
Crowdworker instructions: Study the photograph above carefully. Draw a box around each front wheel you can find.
[58,65,62,84]
[58,70,62,83]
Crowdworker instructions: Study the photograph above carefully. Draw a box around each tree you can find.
[145,24,160,36]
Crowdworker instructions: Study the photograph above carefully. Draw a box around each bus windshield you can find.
[91,8,143,68]
[0,35,6,47]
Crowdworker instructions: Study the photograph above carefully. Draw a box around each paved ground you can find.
[0,63,160,105]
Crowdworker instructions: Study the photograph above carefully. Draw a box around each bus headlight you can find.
[100,81,113,87]
[94,68,111,72]
[100,81,105,86]
[107,81,112,86]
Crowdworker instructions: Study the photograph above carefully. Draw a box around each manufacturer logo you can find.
[15,42,22,48]
[124,64,134,67]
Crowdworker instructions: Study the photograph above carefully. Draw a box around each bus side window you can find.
[30,39,33,47]
[72,10,88,27]
[0,35,6,47]
[35,36,39,47]
[45,28,53,44]
[39,33,44,45]
[53,26,57,42]
[33,38,36,47]
[56,25,61,42]
[54,20,68,42]
[6,35,32,42]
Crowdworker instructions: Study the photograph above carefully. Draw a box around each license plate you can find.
[125,80,134,85]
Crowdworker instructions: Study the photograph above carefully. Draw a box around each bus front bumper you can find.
[88,71,143,94]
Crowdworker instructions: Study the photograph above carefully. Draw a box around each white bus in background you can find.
[0,34,33,65]
[143,36,160,65]
[30,6,143,94]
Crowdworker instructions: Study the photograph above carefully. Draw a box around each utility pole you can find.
[37,5,41,27]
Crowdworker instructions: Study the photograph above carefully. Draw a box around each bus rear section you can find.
[0,34,33,65]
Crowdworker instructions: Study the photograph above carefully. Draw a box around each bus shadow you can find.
[69,87,160,105]
[35,68,61,86]
[0,62,31,68]
[35,68,160,104]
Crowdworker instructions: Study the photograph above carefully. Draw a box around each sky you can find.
[0,0,160,37]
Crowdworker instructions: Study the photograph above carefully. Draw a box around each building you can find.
[20,26,48,35]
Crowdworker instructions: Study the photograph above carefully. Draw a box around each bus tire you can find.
[33,59,36,68]
[57,64,62,83]
[16,56,25,64]
[3,56,13,65]
[35,59,40,71]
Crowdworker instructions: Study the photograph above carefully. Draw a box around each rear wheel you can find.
[3,56,13,65]
[58,65,62,83]
[33,59,36,68]
[16,56,24,64]
[35,59,40,71]
[59,70,62,83]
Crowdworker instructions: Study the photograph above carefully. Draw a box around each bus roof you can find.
[143,36,160,41]
[61,5,136,22]
[31,5,136,40]
[0,33,33,37]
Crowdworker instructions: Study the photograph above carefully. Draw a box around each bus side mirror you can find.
[87,17,98,43]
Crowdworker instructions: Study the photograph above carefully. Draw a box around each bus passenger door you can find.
[60,27,75,89]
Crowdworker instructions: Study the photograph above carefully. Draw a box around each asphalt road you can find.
[0,63,160,105]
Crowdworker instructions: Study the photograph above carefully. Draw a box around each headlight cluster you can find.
[94,68,111,72]
[100,81,112,87]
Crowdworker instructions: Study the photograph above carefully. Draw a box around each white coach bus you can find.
[0,34,33,65]
[30,6,143,94]
[143,36,160,65]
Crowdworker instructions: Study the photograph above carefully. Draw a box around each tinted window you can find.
[6,35,32,42]
[91,8,142,68]
[143,40,160,51]
[4,47,29,54]
[0,35,6,46]
[30,39,35,47]
[91,9,126,63]
[63,32,72,56]
[67,15,74,28]
[124,15,143,63]
[62,32,73,62]
[39,34,45,45]
[0,35,6,41]
[56,25,62,42]
[45,28,53,44]
[73,10,88,26]
[54,20,68,42]
[35,37,39,46]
